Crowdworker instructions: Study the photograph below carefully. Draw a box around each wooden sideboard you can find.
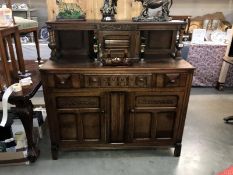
[40,20,194,160]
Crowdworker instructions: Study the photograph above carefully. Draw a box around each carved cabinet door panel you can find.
[55,92,107,144]
[126,92,184,143]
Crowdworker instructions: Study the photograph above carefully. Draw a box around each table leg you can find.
[174,142,182,157]
[33,30,42,63]
[13,29,26,75]
[217,61,230,91]
[0,34,12,86]
[14,100,40,163]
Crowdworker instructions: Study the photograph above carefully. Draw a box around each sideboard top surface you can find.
[46,20,186,30]
[40,58,194,72]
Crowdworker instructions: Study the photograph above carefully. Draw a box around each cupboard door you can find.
[128,109,177,142]
[58,110,105,142]
[56,93,106,143]
[127,92,183,143]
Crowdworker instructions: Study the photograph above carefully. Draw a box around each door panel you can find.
[133,112,153,139]
[129,109,177,142]
[156,112,176,139]
[109,92,126,143]
[55,92,106,143]
[59,113,78,140]
[127,92,184,143]
[82,112,101,141]
[58,110,105,143]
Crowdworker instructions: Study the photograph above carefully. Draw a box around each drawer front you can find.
[45,72,189,89]
[156,73,188,88]
[84,74,152,88]
[47,74,81,88]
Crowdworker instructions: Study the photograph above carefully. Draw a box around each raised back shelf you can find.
[47,20,186,62]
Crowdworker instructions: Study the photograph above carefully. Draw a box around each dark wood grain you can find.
[41,20,194,159]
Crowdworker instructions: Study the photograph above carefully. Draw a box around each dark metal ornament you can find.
[132,0,173,22]
[100,0,118,22]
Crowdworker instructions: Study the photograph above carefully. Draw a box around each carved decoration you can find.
[98,24,137,31]
[136,95,178,107]
[175,24,186,58]
[47,25,57,61]
[84,74,151,88]
[56,96,100,108]
[55,74,72,85]
[157,73,188,88]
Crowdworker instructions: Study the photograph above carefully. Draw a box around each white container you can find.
[0,5,13,27]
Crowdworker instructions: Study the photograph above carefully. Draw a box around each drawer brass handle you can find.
[60,81,65,84]
[130,109,135,113]
[91,78,98,82]
[101,110,105,113]
[169,79,176,83]
[139,78,145,82]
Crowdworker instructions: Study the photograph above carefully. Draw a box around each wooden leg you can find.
[3,38,10,61]
[51,143,59,160]
[216,82,225,91]
[33,30,42,63]
[174,142,182,157]
[0,34,12,86]
[223,116,233,123]
[6,35,19,81]
[217,61,230,91]
[14,100,40,163]
[14,29,26,75]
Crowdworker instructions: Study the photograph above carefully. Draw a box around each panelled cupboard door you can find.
[55,92,106,143]
[127,92,184,143]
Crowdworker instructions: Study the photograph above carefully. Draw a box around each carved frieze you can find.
[56,96,100,108]
[136,96,178,107]
[156,73,188,88]
[84,74,151,88]
[98,24,137,31]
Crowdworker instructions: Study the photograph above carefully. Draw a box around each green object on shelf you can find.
[57,2,86,20]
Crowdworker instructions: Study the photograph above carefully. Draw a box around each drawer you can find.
[84,74,152,88]
[47,74,81,88]
[156,73,188,88]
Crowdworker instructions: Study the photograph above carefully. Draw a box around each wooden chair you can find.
[6,0,41,63]
[0,26,28,96]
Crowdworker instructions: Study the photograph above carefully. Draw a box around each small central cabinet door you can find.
[127,92,183,143]
[108,92,126,143]
[56,92,106,143]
